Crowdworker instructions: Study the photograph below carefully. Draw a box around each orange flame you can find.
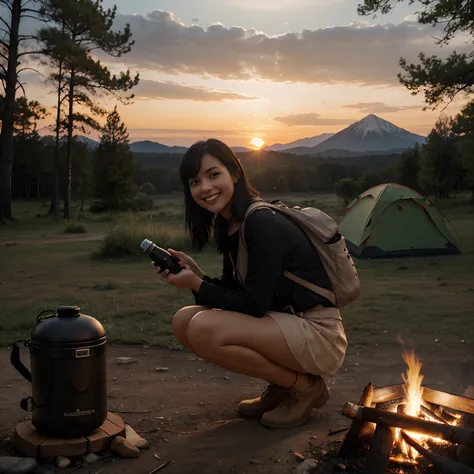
[395,348,457,461]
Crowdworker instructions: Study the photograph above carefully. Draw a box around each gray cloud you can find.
[342,102,422,113]
[133,79,259,101]
[272,113,352,127]
[110,11,465,86]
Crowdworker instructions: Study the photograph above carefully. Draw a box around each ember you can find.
[338,349,474,473]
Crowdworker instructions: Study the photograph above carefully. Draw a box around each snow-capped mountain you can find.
[268,133,334,151]
[310,114,425,153]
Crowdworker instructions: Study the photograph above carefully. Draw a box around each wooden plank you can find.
[337,383,374,458]
[372,384,405,404]
[13,421,46,457]
[86,428,110,453]
[423,388,474,415]
[342,402,474,447]
[364,423,395,474]
[39,436,87,457]
[100,418,124,437]
[402,431,474,474]
[107,411,125,430]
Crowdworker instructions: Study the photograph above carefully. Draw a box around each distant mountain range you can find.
[267,133,335,151]
[73,137,252,154]
[275,115,425,155]
[63,114,425,157]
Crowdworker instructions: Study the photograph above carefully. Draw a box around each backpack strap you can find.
[283,271,336,306]
[241,200,338,306]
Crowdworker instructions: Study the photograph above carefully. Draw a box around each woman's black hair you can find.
[180,138,260,251]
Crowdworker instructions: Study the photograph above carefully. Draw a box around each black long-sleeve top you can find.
[192,207,334,318]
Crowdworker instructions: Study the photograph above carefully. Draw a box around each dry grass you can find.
[0,193,473,350]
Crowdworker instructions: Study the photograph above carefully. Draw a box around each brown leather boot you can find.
[237,384,285,417]
[260,375,329,428]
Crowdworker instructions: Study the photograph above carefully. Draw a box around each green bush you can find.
[130,193,154,211]
[139,182,156,195]
[64,222,88,234]
[93,220,193,259]
[89,193,154,213]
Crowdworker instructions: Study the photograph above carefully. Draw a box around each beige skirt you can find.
[267,306,348,376]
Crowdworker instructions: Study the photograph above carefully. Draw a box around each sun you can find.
[250,137,265,149]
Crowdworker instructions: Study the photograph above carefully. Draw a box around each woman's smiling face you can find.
[188,153,236,219]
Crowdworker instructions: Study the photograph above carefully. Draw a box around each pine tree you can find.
[94,107,136,210]
[38,0,139,219]
[454,100,474,202]
[358,0,474,107]
[419,116,462,199]
[0,0,40,223]
[395,145,421,191]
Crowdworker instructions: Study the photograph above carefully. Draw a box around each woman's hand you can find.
[168,249,204,278]
[155,264,203,291]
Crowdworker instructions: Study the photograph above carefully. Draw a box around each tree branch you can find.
[0,0,13,13]
[21,14,40,21]
[0,17,11,32]
[0,39,8,50]
[0,51,7,61]
[21,7,39,14]
[17,50,43,58]
[16,81,26,96]
[18,66,46,78]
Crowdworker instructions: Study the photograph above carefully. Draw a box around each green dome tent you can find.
[338,183,460,258]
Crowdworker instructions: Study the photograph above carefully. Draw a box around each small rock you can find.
[110,435,141,458]
[294,459,318,474]
[125,424,150,449]
[249,459,260,465]
[116,357,138,365]
[56,456,70,468]
[84,453,100,464]
[0,457,37,474]
[155,367,169,372]
[290,450,305,462]
[336,463,347,471]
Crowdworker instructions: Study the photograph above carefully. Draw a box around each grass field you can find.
[0,193,473,350]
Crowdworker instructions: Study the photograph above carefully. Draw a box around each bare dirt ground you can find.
[1,341,473,474]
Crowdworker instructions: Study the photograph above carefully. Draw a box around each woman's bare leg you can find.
[178,308,329,427]
[186,309,312,390]
[171,305,207,350]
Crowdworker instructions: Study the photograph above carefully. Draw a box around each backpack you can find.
[235,199,361,308]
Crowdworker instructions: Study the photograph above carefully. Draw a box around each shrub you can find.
[89,193,154,213]
[93,220,193,259]
[130,193,154,211]
[334,178,361,203]
[64,222,87,234]
[139,182,155,195]
[89,200,110,213]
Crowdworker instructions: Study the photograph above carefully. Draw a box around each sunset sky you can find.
[21,0,471,147]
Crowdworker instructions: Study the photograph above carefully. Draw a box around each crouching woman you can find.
[156,138,348,429]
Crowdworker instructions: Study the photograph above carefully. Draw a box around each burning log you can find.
[389,457,417,470]
[364,423,395,474]
[423,388,474,416]
[401,431,474,474]
[372,384,405,404]
[337,383,375,458]
[342,402,474,447]
[376,397,404,411]
[419,404,448,424]
[373,385,474,416]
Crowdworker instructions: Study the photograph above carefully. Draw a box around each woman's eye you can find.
[189,180,198,187]
[210,172,220,178]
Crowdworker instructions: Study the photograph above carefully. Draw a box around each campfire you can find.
[338,349,474,473]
